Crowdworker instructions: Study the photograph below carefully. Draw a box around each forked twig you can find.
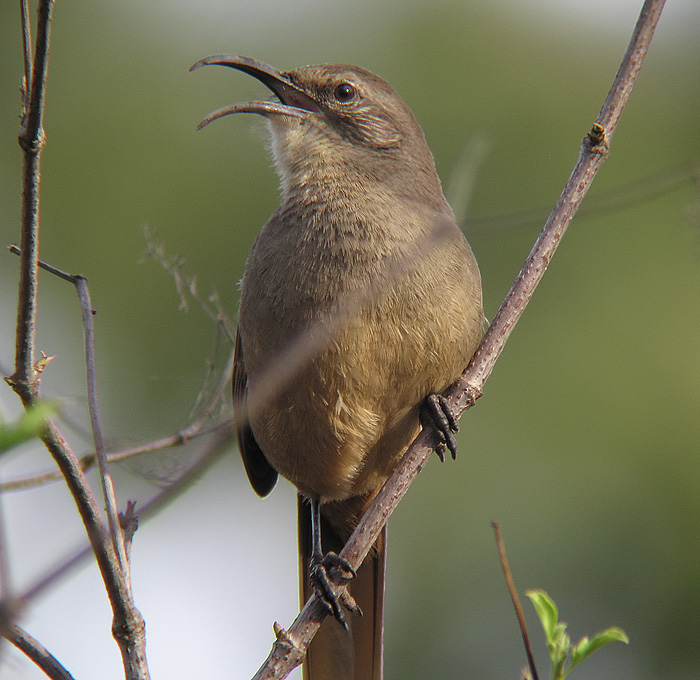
[12,425,232,610]
[5,4,150,679]
[2,248,234,494]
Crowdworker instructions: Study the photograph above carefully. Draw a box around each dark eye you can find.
[333,82,356,102]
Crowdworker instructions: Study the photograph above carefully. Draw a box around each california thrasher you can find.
[192,54,483,680]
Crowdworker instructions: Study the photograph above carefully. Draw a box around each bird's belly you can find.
[240,222,482,502]
[245,300,473,501]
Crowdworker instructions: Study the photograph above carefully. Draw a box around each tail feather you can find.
[298,495,386,680]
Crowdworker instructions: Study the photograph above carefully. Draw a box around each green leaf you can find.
[526,589,559,641]
[527,590,572,679]
[0,402,55,454]
[570,627,629,671]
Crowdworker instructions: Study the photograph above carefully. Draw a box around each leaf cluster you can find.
[527,589,629,680]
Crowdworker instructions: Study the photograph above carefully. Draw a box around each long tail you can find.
[298,495,386,680]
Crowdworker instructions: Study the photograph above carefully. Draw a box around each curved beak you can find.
[190,54,321,130]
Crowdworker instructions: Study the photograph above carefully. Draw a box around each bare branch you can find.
[0,419,230,489]
[250,1,666,677]
[10,426,232,609]
[4,624,76,680]
[7,245,149,677]
[492,521,538,680]
[73,274,132,586]
[141,226,237,341]
[7,4,151,675]
[21,424,149,680]
[10,0,54,397]
[596,0,665,136]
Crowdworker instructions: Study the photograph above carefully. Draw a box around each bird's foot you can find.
[421,393,460,461]
[310,551,361,629]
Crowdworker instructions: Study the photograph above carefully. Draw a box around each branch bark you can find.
[11,0,54,397]
[250,0,667,677]
[5,624,76,680]
[5,4,151,679]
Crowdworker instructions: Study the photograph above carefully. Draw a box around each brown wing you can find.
[233,327,278,497]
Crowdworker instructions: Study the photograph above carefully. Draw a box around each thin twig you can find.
[492,521,538,680]
[73,275,132,586]
[465,160,699,233]
[130,421,234,519]
[20,0,32,101]
[8,244,74,282]
[141,227,237,341]
[250,1,666,677]
[8,245,139,640]
[9,426,232,609]
[2,249,234,494]
[10,0,54,399]
[0,418,228,492]
[5,624,76,680]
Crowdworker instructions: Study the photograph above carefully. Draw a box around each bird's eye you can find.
[333,82,356,103]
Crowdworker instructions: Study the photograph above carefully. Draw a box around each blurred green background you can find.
[1,1,699,679]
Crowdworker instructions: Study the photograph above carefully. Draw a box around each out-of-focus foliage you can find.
[0,402,53,454]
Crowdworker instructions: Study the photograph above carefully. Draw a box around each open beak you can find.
[190,54,321,130]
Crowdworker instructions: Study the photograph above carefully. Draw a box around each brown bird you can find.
[191,55,483,680]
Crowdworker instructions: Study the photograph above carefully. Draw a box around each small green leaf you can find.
[526,589,559,640]
[527,589,629,680]
[570,627,629,671]
[527,590,573,679]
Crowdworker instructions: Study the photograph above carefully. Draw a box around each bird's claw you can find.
[310,551,360,629]
[421,393,459,461]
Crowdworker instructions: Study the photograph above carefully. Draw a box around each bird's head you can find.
[191,55,442,201]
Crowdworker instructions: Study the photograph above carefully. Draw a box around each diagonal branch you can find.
[73,275,132,586]
[26,421,150,680]
[250,0,667,677]
[8,425,233,611]
[5,624,76,680]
